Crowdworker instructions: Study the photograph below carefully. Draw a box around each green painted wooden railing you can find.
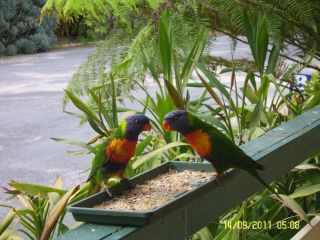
[55,105,320,240]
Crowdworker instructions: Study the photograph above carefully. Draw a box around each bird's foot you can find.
[121,177,134,189]
[213,171,231,183]
[222,170,232,178]
[103,187,113,198]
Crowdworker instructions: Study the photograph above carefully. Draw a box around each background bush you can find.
[0,0,56,56]
[41,0,109,40]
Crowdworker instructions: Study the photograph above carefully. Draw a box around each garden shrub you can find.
[0,42,5,55]
[0,0,56,56]
[41,0,109,40]
[5,44,17,56]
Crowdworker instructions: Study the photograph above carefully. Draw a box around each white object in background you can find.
[293,74,312,92]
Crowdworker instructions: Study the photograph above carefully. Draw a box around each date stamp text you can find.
[224,220,300,230]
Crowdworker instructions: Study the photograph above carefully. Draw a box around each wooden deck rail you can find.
[56,105,320,240]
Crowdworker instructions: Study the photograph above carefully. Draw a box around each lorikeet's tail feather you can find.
[249,170,282,200]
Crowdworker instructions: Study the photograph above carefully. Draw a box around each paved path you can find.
[0,47,96,193]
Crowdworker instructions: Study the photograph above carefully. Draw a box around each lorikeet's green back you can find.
[191,115,265,174]
[87,138,109,195]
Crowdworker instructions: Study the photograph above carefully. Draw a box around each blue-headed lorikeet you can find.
[163,110,279,197]
[87,114,151,195]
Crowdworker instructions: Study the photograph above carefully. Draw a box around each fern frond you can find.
[269,0,316,27]
[63,1,213,113]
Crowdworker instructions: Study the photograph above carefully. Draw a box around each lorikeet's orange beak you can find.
[143,122,152,131]
[162,120,174,132]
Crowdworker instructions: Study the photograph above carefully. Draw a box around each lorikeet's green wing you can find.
[87,122,127,195]
[191,115,263,173]
[205,124,280,196]
[189,113,281,199]
[210,128,260,172]
[191,114,280,197]
[88,138,110,195]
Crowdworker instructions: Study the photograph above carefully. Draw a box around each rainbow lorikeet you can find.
[87,114,151,195]
[163,110,278,196]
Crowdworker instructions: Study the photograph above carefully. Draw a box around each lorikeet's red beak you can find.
[162,120,174,132]
[143,122,152,131]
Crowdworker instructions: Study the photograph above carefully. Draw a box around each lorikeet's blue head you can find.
[163,110,194,135]
[124,114,151,140]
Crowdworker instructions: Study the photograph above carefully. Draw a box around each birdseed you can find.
[94,169,215,211]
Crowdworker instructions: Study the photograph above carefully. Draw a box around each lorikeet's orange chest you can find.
[184,130,212,157]
[106,139,137,163]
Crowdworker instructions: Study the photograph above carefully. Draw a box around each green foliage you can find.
[2,178,84,240]
[0,0,56,56]
[41,0,169,39]
[243,11,270,77]
[61,0,319,106]
[207,0,320,65]
[41,0,167,37]
[0,209,15,237]
[41,0,108,39]
[5,44,17,56]
[62,2,206,105]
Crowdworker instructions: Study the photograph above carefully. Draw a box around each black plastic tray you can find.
[68,161,216,226]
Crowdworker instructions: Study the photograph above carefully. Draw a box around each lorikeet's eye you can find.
[135,119,138,123]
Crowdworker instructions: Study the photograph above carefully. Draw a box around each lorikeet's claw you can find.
[222,170,232,178]
[213,170,231,183]
[121,177,134,189]
[104,187,113,198]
